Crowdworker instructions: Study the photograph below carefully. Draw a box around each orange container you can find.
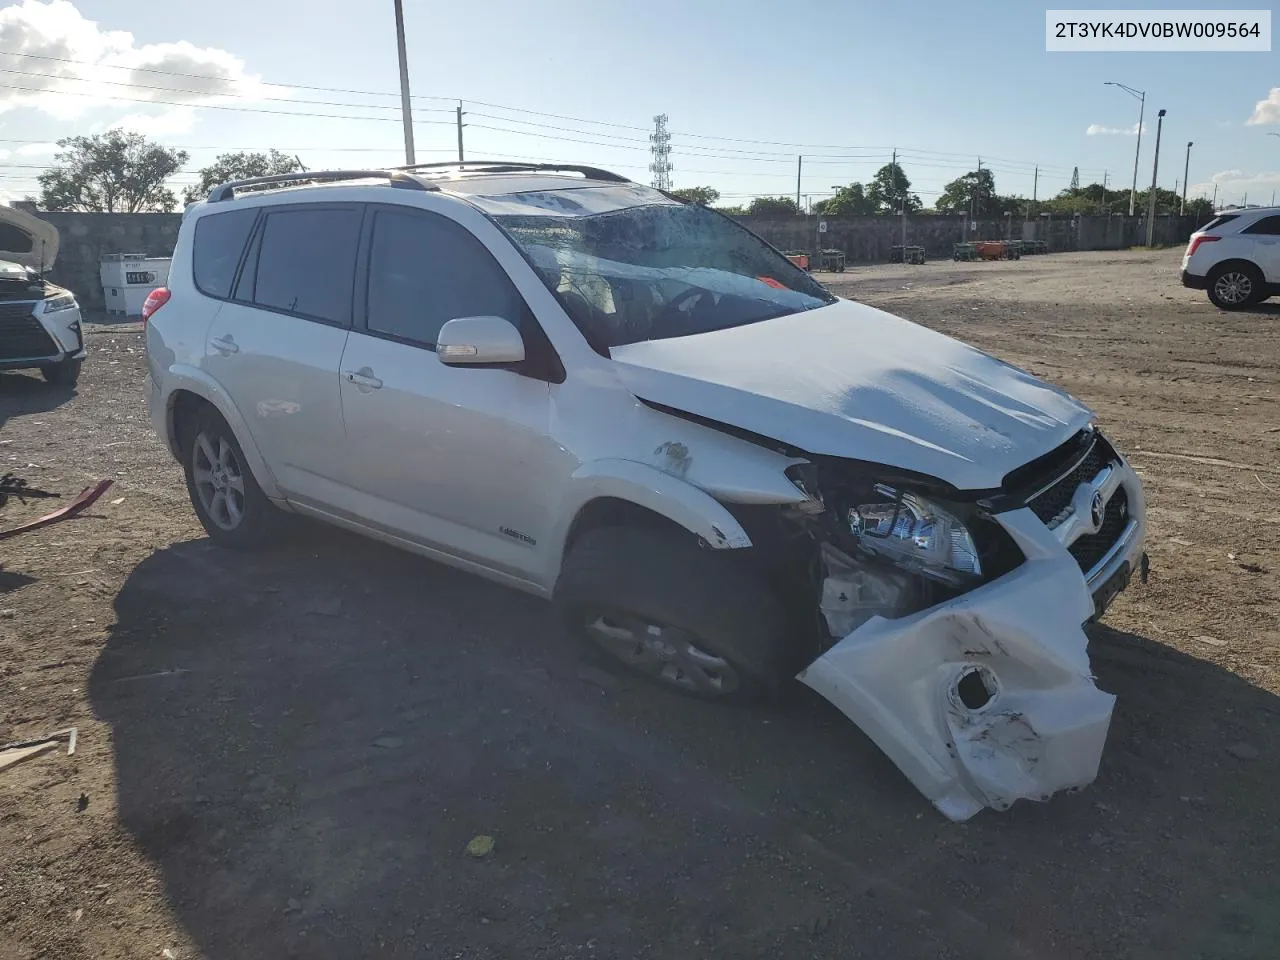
[786,253,809,270]
[975,241,1005,260]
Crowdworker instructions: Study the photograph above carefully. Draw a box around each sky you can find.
[0,0,1276,209]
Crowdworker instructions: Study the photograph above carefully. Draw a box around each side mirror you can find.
[435,316,525,366]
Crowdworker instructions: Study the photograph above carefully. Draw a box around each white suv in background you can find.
[145,162,1147,821]
[0,204,85,386]
[1181,206,1280,309]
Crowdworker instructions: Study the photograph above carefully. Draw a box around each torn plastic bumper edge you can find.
[797,465,1146,821]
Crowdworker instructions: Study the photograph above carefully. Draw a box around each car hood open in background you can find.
[611,298,1093,492]
[0,204,59,272]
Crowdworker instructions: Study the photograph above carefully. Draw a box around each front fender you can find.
[546,458,754,585]
[157,364,284,500]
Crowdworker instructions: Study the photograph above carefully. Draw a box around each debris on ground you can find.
[0,478,113,541]
[0,727,77,773]
[466,835,495,858]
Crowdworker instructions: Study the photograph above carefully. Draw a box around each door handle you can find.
[343,368,383,390]
[209,335,239,355]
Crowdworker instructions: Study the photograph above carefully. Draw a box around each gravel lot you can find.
[1,249,1277,960]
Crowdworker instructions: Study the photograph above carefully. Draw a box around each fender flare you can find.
[545,458,753,585]
[158,364,284,500]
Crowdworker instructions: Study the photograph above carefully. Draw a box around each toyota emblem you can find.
[1090,491,1106,530]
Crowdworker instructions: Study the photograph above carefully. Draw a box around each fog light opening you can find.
[956,667,995,711]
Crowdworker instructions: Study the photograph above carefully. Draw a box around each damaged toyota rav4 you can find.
[147,163,1147,821]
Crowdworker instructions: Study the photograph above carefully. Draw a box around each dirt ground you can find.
[1,248,1277,960]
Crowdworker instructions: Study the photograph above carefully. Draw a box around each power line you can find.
[0,82,458,125]
[0,48,1126,174]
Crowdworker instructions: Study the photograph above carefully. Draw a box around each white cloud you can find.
[1247,87,1280,126]
[1086,122,1145,136]
[15,141,57,155]
[1187,168,1280,204]
[98,105,196,138]
[0,1,269,122]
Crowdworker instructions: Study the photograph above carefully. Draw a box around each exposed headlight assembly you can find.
[43,294,78,313]
[847,485,982,583]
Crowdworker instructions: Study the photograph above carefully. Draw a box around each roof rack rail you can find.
[206,169,437,203]
[392,161,630,183]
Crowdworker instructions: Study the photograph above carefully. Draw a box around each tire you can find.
[40,359,81,387]
[1207,263,1264,310]
[553,526,792,702]
[180,405,281,549]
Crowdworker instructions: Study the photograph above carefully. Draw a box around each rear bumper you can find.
[799,460,1145,821]
[1181,270,1208,290]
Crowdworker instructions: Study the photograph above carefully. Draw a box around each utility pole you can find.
[456,102,465,163]
[1100,170,1108,213]
[1104,81,1145,216]
[393,0,416,165]
[1031,165,1038,216]
[1180,141,1192,215]
[796,155,802,211]
[1145,108,1166,247]
[1212,183,1218,209]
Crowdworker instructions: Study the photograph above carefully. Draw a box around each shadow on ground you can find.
[0,369,75,431]
[89,527,1280,959]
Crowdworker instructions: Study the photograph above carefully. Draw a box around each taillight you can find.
[141,287,171,324]
[1186,235,1220,257]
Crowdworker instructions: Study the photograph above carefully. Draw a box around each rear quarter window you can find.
[1198,215,1239,233]
[193,209,258,298]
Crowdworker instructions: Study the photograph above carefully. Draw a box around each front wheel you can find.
[554,527,793,702]
[1207,263,1264,310]
[40,358,81,387]
[181,406,282,548]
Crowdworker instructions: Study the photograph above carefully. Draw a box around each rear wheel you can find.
[181,406,281,548]
[554,526,792,702]
[1207,263,1264,310]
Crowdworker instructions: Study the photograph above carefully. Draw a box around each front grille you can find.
[0,303,57,361]
[1027,438,1110,526]
[1068,487,1129,575]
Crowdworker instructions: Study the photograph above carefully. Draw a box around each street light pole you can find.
[1105,81,1146,216]
[393,0,416,165]
[1146,108,1166,247]
[1181,141,1192,215]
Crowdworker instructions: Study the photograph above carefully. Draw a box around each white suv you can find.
[146,162,1147,821]
[1181,206,1280,309]
[0,204,85,386]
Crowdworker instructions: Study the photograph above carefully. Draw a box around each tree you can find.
[815,182,876,217]
[38,130,189,213]
[746,196,800,216]
[669,185,720,206]
[866,163,921,214]
[183,149,304,204]
[714,204,747,216]
[935,168,1002,216]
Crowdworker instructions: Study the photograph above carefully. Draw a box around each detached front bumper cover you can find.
[798,462,1145,821]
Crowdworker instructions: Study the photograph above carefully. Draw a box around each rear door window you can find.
[249,206,364,325]
[1242,215,1280,236]
[192,208,257,298]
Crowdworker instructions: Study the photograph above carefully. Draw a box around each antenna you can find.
[649,114,672,192]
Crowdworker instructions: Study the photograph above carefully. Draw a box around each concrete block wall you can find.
[730,213,1200,263]
[9,207,1199,312]
[20,208,183,311]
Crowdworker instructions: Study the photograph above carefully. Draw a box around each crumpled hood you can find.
[0,204,59,271]
[610,298,1093,491]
